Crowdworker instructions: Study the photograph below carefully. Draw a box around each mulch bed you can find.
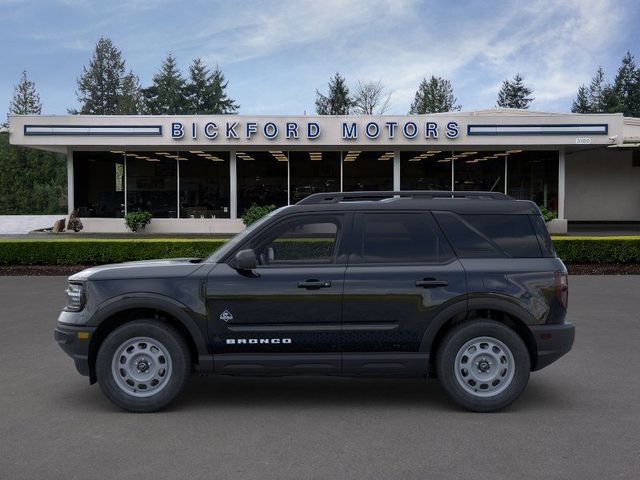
[1,263,640,276]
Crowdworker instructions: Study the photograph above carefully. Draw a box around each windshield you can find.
[206,206,289,263]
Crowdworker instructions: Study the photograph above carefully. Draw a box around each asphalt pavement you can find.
[0,275,639,480]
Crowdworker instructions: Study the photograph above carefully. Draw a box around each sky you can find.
[1,0,639,119]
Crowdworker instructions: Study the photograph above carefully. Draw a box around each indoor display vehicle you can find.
[55,191,574,413]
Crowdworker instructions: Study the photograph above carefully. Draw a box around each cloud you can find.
[0,0,637,116]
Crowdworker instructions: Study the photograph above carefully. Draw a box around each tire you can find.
[96,320,191,413]
[436,320,530,412]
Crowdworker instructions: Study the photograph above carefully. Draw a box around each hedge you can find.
[0,236,639,266]
[551,236,640,264]
[0,239,226,265]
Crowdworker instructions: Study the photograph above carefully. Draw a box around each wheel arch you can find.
[87,294,208,384]
[421,297,539,373]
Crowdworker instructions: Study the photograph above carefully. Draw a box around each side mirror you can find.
[231,249,258,271]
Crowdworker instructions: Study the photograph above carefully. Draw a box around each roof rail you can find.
[296,191,511,205]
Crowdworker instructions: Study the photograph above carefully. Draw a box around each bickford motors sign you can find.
[170,119,461,141]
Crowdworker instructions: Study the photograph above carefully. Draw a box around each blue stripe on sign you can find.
[24,125,163,137]
[467,124,608,136]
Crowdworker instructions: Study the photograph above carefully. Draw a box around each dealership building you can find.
[8,109,640,234]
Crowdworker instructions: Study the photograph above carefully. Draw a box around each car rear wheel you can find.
[96,320,190,413]
[436,320,530,412]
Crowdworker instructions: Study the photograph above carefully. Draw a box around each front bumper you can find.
[54,323,96,377]
[530,322,575,371]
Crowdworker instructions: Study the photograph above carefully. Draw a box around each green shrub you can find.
[552,237,640,263]
[125,211,152,232]
[242,204,277,226]
[0,239,226,265]
[538,204,557,223]
[0,237,639,266]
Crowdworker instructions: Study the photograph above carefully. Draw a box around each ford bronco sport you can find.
[55,191,574,412]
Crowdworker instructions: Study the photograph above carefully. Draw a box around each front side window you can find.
[251,216,341,265]
[353,213,454,264]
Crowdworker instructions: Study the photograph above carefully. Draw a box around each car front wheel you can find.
[96,320,191,413]
[436,320,530,412]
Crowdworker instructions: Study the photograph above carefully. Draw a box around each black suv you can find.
[55,191,574,413]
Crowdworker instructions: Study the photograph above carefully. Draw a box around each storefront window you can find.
[178,151,230,218]
[289,151,340,203]
[342,150,394,191]
[400,150,452,190]
[73,151,125,217]
[126,152,177,218]
[507,150,558,210]
[237,150,288,215]
[454,151,505,192]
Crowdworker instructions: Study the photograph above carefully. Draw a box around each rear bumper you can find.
[530,322,575,371]
[54,323,96,377]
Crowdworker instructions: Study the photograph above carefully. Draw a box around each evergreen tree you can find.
[315,73,352,115]
[185,59,239,114]
[8,70,42,116]
[74,37,126,114]
[613,51,640,117]
[571,85,591,113]
[588,66,606,111]
[409,76,460,114]
[496,73,534,109]
[208,65,239,114]
[143,53,188,115]
[115,70,143,115]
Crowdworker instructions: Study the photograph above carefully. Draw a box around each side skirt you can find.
[197,352,429,377]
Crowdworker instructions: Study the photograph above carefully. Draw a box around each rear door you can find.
[341,211,467,371]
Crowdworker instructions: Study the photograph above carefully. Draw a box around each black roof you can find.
[283,191,540,215]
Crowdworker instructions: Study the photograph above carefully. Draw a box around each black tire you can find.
[96,320,191,413]
[436,320,530,412]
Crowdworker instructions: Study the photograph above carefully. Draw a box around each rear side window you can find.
[461,214,542,258]
[353,212,454,264]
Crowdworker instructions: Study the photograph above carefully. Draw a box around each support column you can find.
[547,148,568,234]
[230,150,237,219]
[558,148,566,220]
[66,149,74,216]
[393,150,401,191]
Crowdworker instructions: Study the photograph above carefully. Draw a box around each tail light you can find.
[555,271,568,310]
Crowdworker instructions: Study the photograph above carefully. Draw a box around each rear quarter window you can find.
[434,212,543,258]
[461,214,542,258]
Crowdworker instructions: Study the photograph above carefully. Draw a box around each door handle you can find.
[415,278,448,288]
[297,279,332,289]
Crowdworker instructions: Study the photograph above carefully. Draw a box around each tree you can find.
[587,66,608,112]
[74,37,126,114]
[496,73,534,109]
[315,73,352,115]
[409,76,460,114]
[8,70,42,116]
[185,59,239,114]
[143,53,188,115]
[115,70,143,115]
[571,85,591,113]
[613,51,640,117]
[352,80,391,115]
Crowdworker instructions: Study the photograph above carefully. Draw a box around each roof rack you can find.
[296,191,511,205]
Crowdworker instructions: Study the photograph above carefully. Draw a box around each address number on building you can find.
[575,137,592,144]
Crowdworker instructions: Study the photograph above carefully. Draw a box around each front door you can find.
[341,211,467,372]
[207,213,349,372]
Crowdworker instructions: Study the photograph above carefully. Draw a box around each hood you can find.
[69,258,206,282]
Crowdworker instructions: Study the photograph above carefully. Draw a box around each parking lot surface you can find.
[1,275,639,480]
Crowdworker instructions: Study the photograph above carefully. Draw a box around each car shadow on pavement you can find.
[55,374,571,414]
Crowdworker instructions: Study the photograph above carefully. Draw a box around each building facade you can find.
[9,109,640,233]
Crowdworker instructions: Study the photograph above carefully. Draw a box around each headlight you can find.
[65,283,86,312]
